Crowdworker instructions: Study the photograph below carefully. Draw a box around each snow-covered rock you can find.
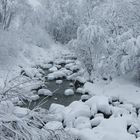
[56,65,61,69]
[49,103,65,114]
[128,125,138,135]
[76,88,85,94]
[44,121,63,130]
[91,116,104,127]
[64,89,74,96]
[74,116,91,129]
[47,113,64,122]
[60,68,73,76]
[56,80,63,84]
[68,101,91,118]
[76,76,86,84]
[47,71,66,80]
[48,104,65,122]
[63,101,90,128]
[13,107,30,117]
[81,95,91,102]
[65,60,75,64]
[38,89,53,96]
[11,97,19,103]
[111,106,130,117]
[86,96,111,115]
[55,59,66,65]
[30,95,39,101]
[44,63,53,69]
[65,63,75,69]
[49,66,58,72]
[93,117,135,140]
[83,82,95,95]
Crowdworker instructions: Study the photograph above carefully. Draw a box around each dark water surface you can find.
[23,79,81,110]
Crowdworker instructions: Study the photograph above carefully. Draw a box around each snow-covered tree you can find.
[0,0,16,30]
[74,24,106,81]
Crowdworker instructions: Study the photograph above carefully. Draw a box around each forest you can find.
[0,0,140,140]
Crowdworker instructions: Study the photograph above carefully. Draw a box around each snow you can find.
[48,103,65,122]
[84,77,140,107]
[93,117,135,140]
[44,121,63,130]
[64,89,74,96]
[47,71,66,80]
[49,66,58,72]
[0,101,14,114]
[76,87,85,94]
[30,95,39,101]
[38,89,53,96]
[91,116,104,127]
[27,0,42,10]
[49,103,65,114]
[85,96,111,115]
[56,80,63,84]
[74,116,91,129]
[81,95,90,101]
[13,107,30,117]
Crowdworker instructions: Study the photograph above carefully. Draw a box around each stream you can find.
[22,55,85,109]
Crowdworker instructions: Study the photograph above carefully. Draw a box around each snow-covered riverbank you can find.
[0,44,140,140]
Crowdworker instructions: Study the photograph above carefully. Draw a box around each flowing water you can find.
[24,79,81,109]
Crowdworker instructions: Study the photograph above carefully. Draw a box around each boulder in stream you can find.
[64,89,74,96]
[38,89,53,96]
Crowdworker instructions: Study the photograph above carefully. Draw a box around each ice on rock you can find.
[13,107,30,117]
[49,66,58,72]
[86,96,111,115]
[56,80,63,84]
[74,116,91,129]
[44,121,63,130]
[30,95,39,101]
[38,89,53,96]
[64,89,74,96]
